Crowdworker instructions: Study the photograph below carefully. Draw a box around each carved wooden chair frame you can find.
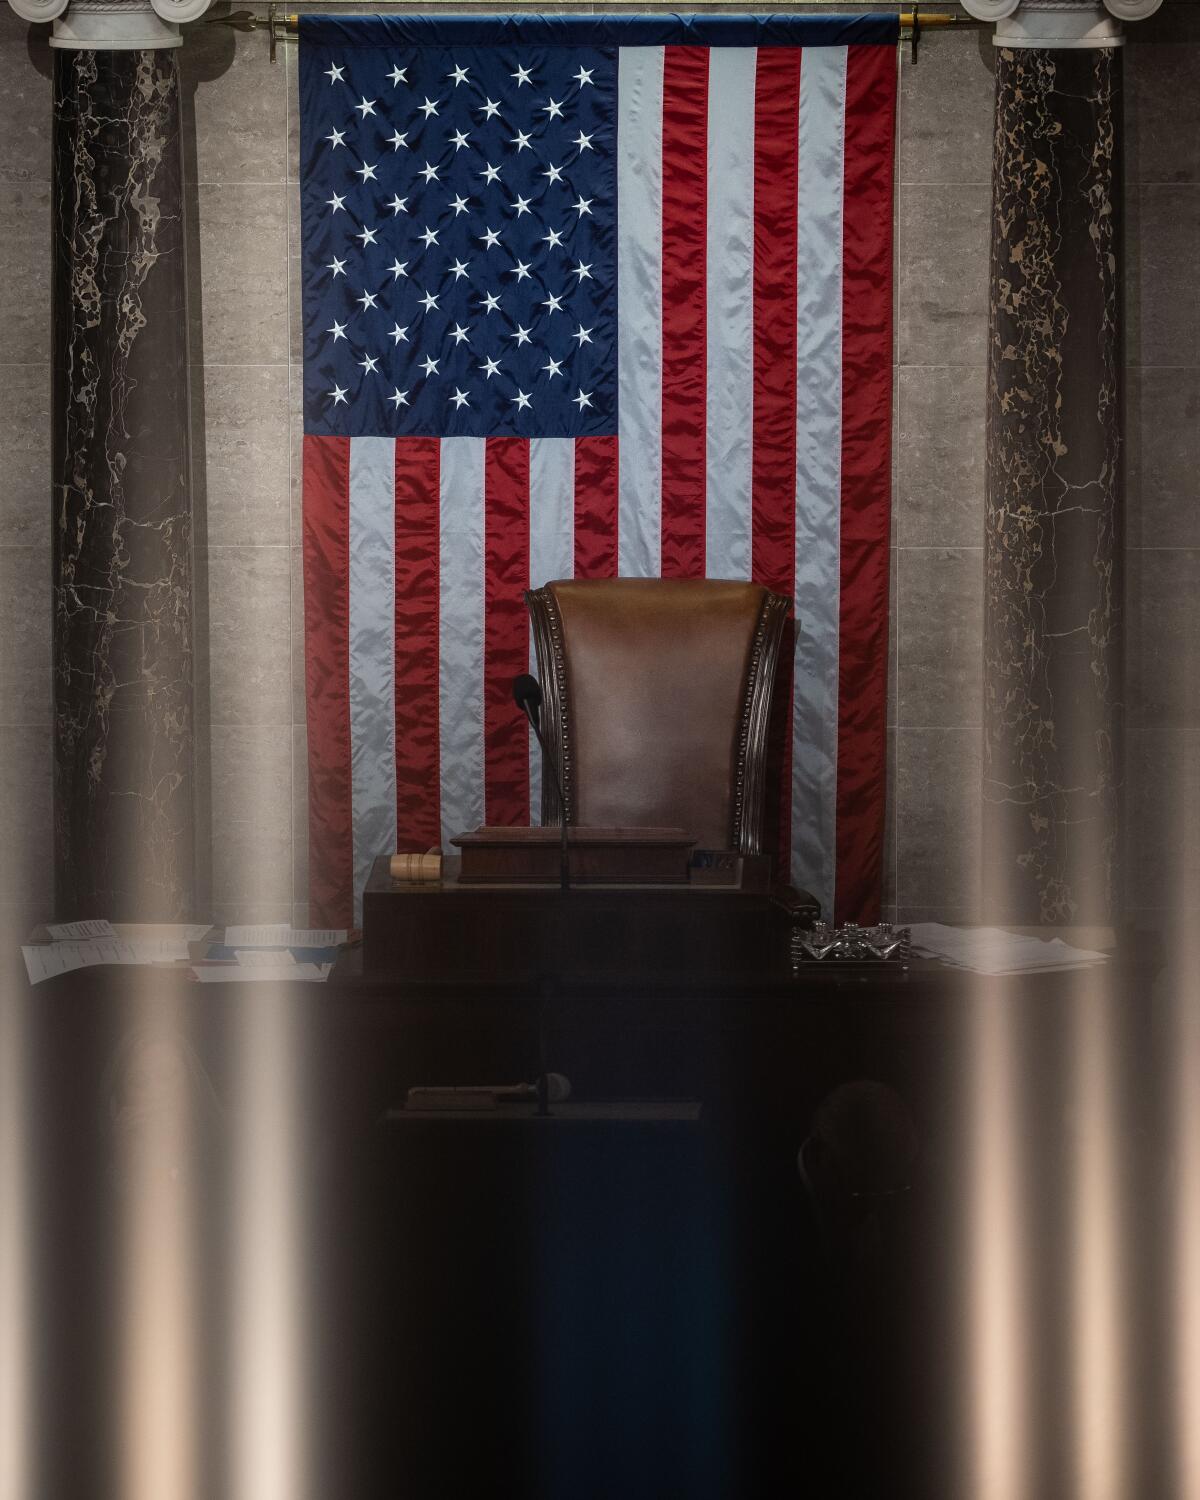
[524,583,792,857]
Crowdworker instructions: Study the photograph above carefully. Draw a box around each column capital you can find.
[961,0,1163,48]
[6,0,213,50]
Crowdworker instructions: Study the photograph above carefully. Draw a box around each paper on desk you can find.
[909,923,1109,975]
[235,948,297,969]
[22,945,87,984]
[46,918,115,941]
[23,932,200,983]
[192,962,332,984]
[223,925,347,948]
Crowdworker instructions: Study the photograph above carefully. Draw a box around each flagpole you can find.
[205,4,982,63]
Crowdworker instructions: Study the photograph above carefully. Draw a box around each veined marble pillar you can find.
[964,0,1161,924]
[9,0,211,919]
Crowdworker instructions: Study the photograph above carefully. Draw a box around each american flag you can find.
[299,13,898,927]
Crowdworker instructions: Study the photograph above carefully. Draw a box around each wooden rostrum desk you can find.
[360,850,821,987]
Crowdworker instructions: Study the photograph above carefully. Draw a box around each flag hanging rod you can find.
[208,5,981,63]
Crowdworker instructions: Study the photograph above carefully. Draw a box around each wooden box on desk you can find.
[361,852,816,986]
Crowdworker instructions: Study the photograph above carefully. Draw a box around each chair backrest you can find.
[525,578,791,855]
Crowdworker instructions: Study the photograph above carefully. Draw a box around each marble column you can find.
[964,0,1160,925]
[9,0,211,919]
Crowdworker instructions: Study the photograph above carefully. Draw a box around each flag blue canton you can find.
[300,43,617,438]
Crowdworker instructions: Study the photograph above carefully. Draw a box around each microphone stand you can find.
[518,696,570,895]
[515,678,568,1116]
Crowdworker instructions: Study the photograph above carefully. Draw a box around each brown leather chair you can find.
[524,578,791,856]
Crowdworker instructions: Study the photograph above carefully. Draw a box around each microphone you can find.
[512,673,570,893]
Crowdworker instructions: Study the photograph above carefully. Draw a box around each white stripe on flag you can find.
[348,436,398,921]
[528,438,575,823]
[790,45,848,918]
[617,46,664,579]
[705,47,756,583]
[438,437,486,850]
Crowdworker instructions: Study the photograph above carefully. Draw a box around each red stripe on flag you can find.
[302,433,354,928]
[394,438,441,854]
[659,46,709,579]
[752,49,802,879]
[836,44,896,924]
[574,435,619,578]
[484,437,531,826]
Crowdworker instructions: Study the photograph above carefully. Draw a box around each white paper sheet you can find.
[192,962,332,984]
[46,918,116,941]
[22,945,87,984]
[909,923,1109,975]
[222,925,347,948]
[235,949,298,969]
[23,936,193,980]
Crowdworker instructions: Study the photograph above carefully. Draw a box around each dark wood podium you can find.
[361,851,820,985]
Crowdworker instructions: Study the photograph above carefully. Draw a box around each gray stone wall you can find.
[0,4,1196,932]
